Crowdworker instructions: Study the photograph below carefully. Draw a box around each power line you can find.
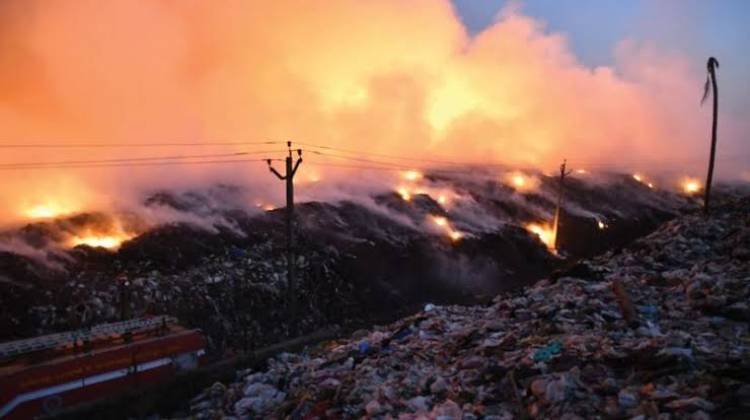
[307,150,417,169]
[0,150,287,168]
[299,141,748,171]
[0,140,283,149]
[0,158,281,171]
[297,142,498,167]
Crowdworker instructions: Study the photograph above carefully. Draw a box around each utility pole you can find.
[267,141,303,324]
[702,57,719,216]
[552,159,571,251]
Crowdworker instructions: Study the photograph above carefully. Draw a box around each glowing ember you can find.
[597,220,607,230]
[526,222,556,251]
[428,214,463,243]
[681,178,702,194]
[397,187,412,201]
[575,169,588,175]
[647,182,654,189]
[437,195,447,205]
[70,234,130,249]
[632,173,643,182]
[263,204,276,211]
[504,171,539,192]
[402,170,423,182]
[432,216,448,227]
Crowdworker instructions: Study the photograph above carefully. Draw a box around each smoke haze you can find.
[0,0,746,223]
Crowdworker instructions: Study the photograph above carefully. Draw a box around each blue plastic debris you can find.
[533,340,562,362]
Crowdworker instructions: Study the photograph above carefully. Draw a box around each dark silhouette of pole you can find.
[267,142,302,323]
[552,159,571,251]
[702,57,719,216]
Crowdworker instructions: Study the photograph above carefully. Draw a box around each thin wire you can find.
[307,150,416,169]
[0,158,280,171]
[0,140,283,149]
[299,141,748,170]
[297,142,491,167]
[0,150,287,168]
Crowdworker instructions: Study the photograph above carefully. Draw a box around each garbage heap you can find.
[185,198,750,419]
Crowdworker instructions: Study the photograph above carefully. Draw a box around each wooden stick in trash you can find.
[507,370,529,420]
[611,279,637,326]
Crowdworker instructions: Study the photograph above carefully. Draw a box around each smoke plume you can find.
[0,0,746,224]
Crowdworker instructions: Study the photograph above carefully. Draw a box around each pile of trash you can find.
[183,197,750,419]
[21,240,361,354]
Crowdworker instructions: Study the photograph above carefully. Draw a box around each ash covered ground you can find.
[0,170,715,357]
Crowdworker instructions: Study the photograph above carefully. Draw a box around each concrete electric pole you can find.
[267,142,303,324]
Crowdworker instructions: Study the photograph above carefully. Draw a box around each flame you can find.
[504,171,539,192]
[69,233,131,249]
[597,219,607,230]
[263,204,276,211]
[437,194,447,205]
[681,178,702,194]
[432,215,448,227]
[632,173,655,189]
[402,170,423,182]
[397,187,412,201]
[429,214,463,243]
[526,222,556,251]
[25,204,66,219]
[575,169,588,175]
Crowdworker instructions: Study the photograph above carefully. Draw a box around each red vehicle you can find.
[0,316,206,419]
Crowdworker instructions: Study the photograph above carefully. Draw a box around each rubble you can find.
[182,197,750,419]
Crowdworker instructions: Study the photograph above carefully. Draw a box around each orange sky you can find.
[0,0,745,223]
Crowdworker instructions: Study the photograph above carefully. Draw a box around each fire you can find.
[397,187,412,201]
[437,195,447,205]
[632,173,655,189]
[69,233,131,249]
[525,222,556,251]
[25,205,66,219]
[402,170,423,182]
[597,219,607,230]
[504,171,539,192]
[429,214,463,243]
[432,216,448,227]
[681,178,702,194]
[22,200,80,220]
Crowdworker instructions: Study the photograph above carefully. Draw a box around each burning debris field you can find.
[1,1,749,419]
[0,170,700,348]
[176,194,750,419]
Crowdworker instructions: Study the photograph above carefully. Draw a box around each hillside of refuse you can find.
[180,196,750,419]
[1,171,696,351]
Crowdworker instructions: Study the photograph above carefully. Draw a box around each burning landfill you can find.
[0,2,748,417]
[181,196,750,419]
[0,167,748,419]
